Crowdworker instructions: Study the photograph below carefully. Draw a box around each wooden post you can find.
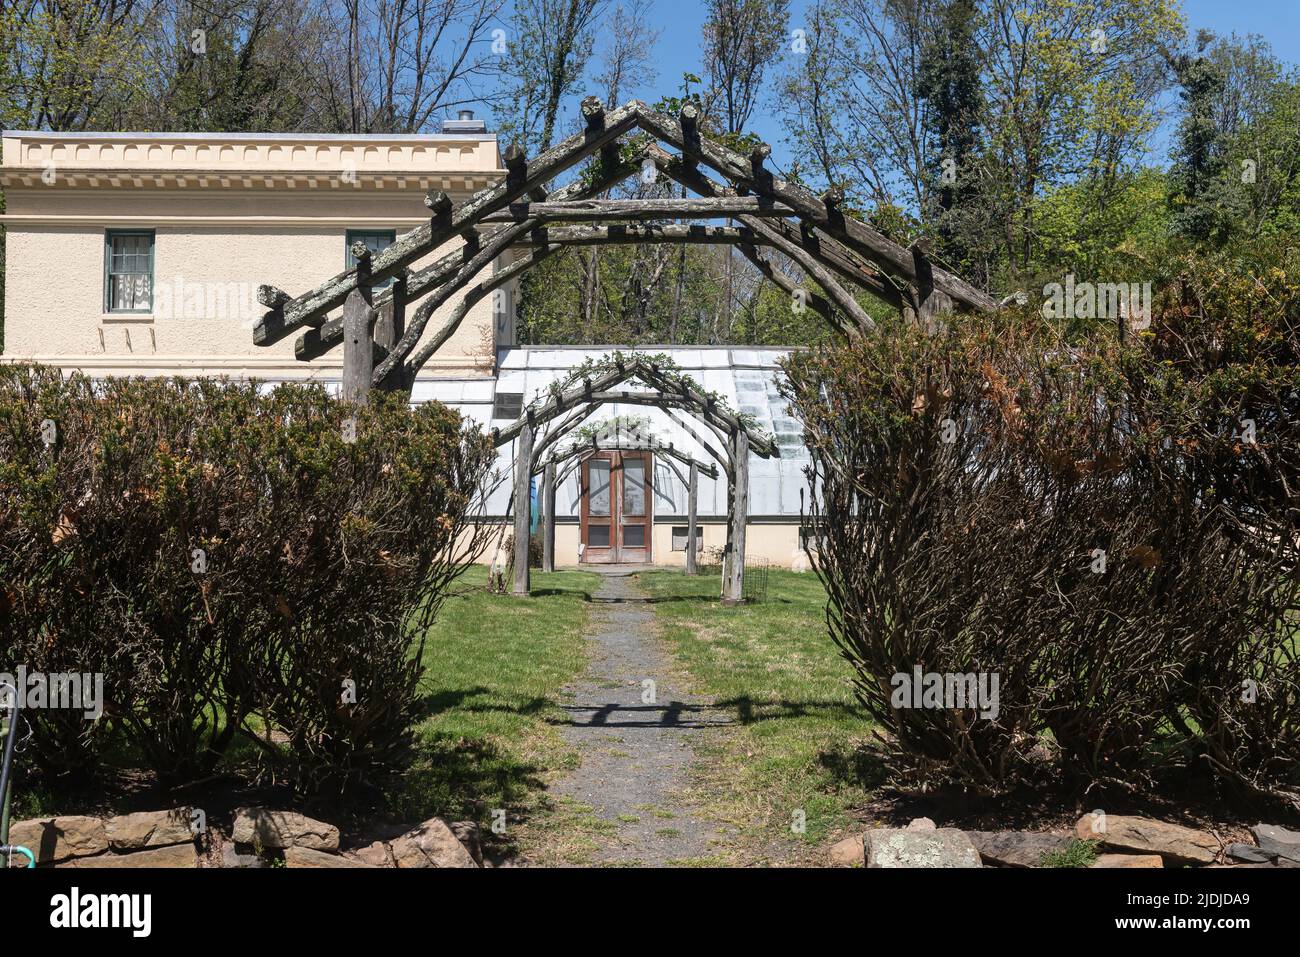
[374,274,406,391]
[685,460,699,575]
[341,243,375,405]
[722,430,749,605]
[542,461,557,573]
[512,420,534,597]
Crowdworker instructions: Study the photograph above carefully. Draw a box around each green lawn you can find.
[636,568,879,857]
[389,566,600,842]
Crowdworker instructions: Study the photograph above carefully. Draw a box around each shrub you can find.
[782,293,1300,806]
[0,368,497,797]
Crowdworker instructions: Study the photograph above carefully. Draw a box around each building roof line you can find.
[2,130,497,143]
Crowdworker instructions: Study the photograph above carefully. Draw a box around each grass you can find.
[387,565,600,849]
[636,568,879,860]
[1041,839,1099,868]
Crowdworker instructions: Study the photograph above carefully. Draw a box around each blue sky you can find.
[499,0,1300,176]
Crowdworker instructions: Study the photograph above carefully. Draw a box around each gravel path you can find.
[544,568,732,866]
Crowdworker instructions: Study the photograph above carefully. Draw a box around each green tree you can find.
[1167,30,1228,241]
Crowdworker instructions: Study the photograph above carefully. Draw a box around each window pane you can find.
[108,233,152,311]
[588,524,610,547]
[622,458,645,516]
[347,230,396,288]
[672,526,686,550]
[492,392,523,419]
[623,524,645,547]
[588,461,610,516]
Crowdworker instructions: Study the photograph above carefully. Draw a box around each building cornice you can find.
[1,131,502,190]
[0,169,502,190]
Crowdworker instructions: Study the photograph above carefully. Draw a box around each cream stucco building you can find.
[1,122,811,571]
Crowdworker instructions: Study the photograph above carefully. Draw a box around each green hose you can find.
[1,845,34,868]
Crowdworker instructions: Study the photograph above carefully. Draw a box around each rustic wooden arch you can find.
[536,421,719,577]
[491,355,773,603]
[253,96,997,401]
[250,94,996,599]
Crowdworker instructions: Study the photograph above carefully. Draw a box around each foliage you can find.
[781,265,1300,806]
[0,368,497,798]
[1041,839,1098,868]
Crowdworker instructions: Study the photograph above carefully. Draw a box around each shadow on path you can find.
[534,569,733,865]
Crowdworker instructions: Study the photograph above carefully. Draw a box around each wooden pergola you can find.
[491,355,773,603]
[251,94,995,601]
[533,417,719,577]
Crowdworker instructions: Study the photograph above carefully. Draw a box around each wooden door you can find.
[580,451,653,564]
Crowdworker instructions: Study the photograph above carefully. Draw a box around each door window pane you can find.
[589,524,610,547]
[622,458,646,516]
[589,460,610,516]
[623,525,645,547]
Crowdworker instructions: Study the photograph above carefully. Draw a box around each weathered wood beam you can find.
[511,419,534,597]
[686,460,699,575]
[513,224,768,248]
[493,365,639,446]
[736,242,846,335]
[340,244,375,406]
[373,275,406,392]
[582,391,762,451]
[492,371,774,459]
[632,103,997,314]
[533,402,601,460]
[542,462,556,573]
[538,440,718,480]
[663,408,730,472]
[627,364,778,457]
[479,196,795,223]
[396,157,645,382]
[644,143,890,325]
[254,101,643,345]
[722,428,750,605]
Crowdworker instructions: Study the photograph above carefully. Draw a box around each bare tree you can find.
[494,0,609,154]
[319,0,503,134]
[700,0,789,342]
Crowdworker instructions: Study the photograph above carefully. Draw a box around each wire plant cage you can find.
[742,558,770,603]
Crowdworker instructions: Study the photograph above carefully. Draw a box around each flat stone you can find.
[1092,853,1163,868]
[968,830,1073,868]
[9,816,108,863]
[1076,813,1218,866]
[906,817,937,831]
[1252,824,1300,864]
[865,828,981,868]
[351,841,394,868]
[65,844,198,868]
[221,845,266,869]
[389,817,479,868]
[105,808,194,850]
[231,808,339,852]
[284,846,377,868]
[1226,842,1274,864]
[829,834,864,867]
[450,821,483,866]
